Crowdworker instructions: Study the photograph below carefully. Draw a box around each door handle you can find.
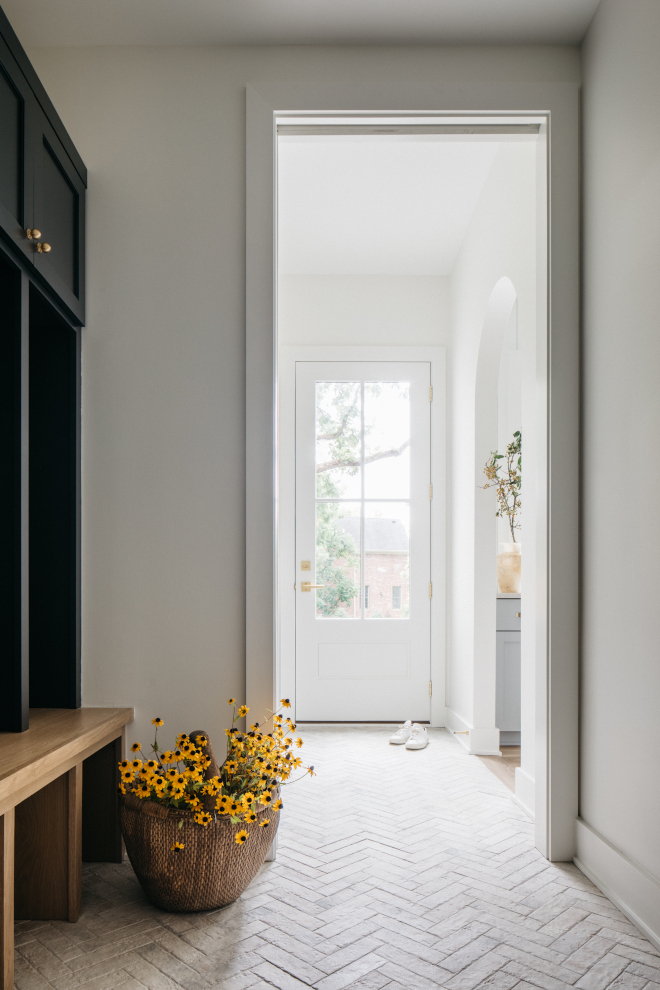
[301,582,324,592]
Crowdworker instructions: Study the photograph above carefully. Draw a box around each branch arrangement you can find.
[481,431,522,542]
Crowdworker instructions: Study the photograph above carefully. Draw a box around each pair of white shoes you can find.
[389,720,429,750]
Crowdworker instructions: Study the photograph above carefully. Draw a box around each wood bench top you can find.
[0,708,133,815]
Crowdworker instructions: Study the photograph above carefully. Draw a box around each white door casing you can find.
[277,345,446,724]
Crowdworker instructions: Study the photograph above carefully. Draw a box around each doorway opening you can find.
[273,114,547,821]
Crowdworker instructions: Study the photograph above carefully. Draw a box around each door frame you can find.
[278,346,446,724]
[246,87,579,862]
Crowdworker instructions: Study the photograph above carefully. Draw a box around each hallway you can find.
[14,727,660,990]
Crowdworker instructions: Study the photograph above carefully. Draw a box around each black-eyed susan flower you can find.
[152,717,164,727]
[235,830,248,845]
[131,759,142,770]
[195,811,212,827]
[145,759,159,772]
[171,841,184,852]
[307,766,316,776]
[228,698,236,705]
[225,761,237,774]
[130,742,141,753]
[185,795,201,809]
[119,760,130,770]
[258,819,270,828]
[136,781,150,797]
[259,791,272,805]
[244,812,257,823]
[272,799,283,811]
[280,698,291,708]
[238,705,249,718]
[295,738,303,748]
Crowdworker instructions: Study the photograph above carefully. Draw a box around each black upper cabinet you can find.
[33,121,85,319]
[0,6,86,324]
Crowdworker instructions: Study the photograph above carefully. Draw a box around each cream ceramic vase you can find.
[496,542,521,594]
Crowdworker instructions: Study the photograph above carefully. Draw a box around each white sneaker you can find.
[389,720,412,745]
[405,724,429,750]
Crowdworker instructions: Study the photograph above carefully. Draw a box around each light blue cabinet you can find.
[496,597,521,745]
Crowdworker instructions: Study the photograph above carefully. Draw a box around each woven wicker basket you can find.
[120,792,279,911]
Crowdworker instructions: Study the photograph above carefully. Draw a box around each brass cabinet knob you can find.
[26,228,42,240]
[37,242,51,253]
[516,612,521,618]
[300,582,324,592]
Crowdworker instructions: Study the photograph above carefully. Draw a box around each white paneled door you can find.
[295,362,431,721]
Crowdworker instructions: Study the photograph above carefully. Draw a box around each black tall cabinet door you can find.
[32,118,85,325]
[0,33,34,262]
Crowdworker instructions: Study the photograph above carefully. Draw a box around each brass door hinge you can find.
[429,681,432,697]
[429,385,433,401]
[429,582,433,598]
[429,484,433,500]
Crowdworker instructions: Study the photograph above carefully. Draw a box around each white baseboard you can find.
[575,818,660,952]
[514,767,535,819]
[443,708,501,755]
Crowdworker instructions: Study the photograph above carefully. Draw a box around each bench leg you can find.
[15,764,82,923]
[1,809,15,990]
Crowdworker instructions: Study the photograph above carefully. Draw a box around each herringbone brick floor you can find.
[14,726,660,990]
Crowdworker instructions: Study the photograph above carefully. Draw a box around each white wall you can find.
[24,42,578,756]
[445,142,538,792]
[579,0,660,944]
[278,274,448,347]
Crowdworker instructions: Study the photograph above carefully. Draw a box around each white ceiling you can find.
[277,136,506,276]
[4,0,600,47]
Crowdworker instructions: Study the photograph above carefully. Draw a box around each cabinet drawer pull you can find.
[516,612,521,618]
[37,242,51,253]
[26,228,42,240]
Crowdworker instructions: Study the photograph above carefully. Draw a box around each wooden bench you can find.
[0,708,134,990]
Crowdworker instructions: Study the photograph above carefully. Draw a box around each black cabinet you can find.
[33,121,85,319]
[0,3,85,732]
[0,6,86,324]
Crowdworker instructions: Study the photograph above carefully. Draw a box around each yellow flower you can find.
[131,759,142,770]
[165,768,178,779]
[238,705,249,718]
[151,717,164,727]
[136,781,150,797]
[225,761,237,775]
[295,738,303,748]
[195,811,212,827]
[280,698,291,708]
[258,819,271,828]
[130,742,141,753]
[235,830,248,845]
[160,751,173,763]
[193,734,208,747]
[119,760,130,770]
[171,841,184,852]
[244,812,258,823]
[216,796,229,812]
[145,759,160,773]
[307,766,316,776]
[120,769,133,782]
[118,782,126,795]
[229,799,240,814]
[185,795,201,809]
[259,791,273,806]
[272,798,283,811]
[250,723,260,731]
[227,698,236,705]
